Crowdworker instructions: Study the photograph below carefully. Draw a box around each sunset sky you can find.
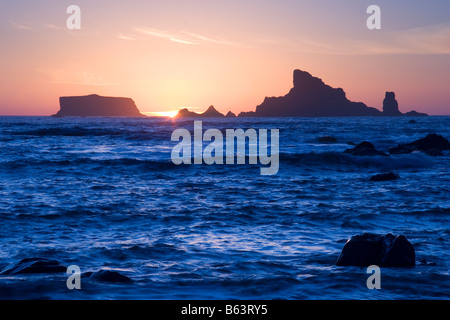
[1,0,449,116]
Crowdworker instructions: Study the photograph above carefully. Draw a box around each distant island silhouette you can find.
[54,94,144,117]
[175,69,427,117]
[53,70,428,118]
[175,105,236,118]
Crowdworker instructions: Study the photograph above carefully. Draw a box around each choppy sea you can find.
[0,116,449,299]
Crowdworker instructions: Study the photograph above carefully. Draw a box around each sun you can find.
[144,111,179,117]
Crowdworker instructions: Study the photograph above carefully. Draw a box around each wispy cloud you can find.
[37,68,117,86]
[180,31,236,46]
[9,20,32,31]
[133,27,235,46]
[134,27,199,45]
[117,33,136,41]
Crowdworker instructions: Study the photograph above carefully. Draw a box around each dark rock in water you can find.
[370,172,399,182]
[382,92,402,116]
[407,119,417,124]
[0,258,66,275]
[55,94,144,117]
[225,111,237,118]
[336,233,415,267]
[176,105,225,117]
[389,133,450,156]
[317,136,338,143]
[343,141,387,156]
[88,270,132,283]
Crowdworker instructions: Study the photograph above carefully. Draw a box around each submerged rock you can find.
[317,136,338,143]
[336,233,415,267]
[370,172,399,182]
[343,141,387,156]
[389,133,450,156]
[88,270,132,283]
[0,258,66,275]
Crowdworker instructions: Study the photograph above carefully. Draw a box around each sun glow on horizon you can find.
[144,111,179,118]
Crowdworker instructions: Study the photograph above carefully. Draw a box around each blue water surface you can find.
[0,116,449,299]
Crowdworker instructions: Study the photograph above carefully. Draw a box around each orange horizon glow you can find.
[1,1,449,116]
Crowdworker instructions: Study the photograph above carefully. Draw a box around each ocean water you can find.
[0,116,449,300]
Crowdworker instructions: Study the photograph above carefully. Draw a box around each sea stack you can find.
[54,94,144,117]
[382,92,402,116]
[239,69,381,117]
[238,70,428,117]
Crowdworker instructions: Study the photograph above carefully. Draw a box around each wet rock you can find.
[343,141,387,156]
[0,258,66,275]
[389,133,450,156]
[370,172,399,182]
[88,270,132,283]
[336,233,415,267]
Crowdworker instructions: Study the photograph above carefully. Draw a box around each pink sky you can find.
[1,1,449,115]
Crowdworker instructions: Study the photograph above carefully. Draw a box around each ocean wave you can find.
[0,157,177,170]
[9,126,127,137]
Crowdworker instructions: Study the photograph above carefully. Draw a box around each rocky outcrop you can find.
[239,70,381,117]
[237,70,428,117]
[389,133,450,156]
[87,270,132,283]
[0,258,66,275]
[176,105,225,117]
[370,172,400,181]
[54,94,144,117]
[404,110,428,117]
[382,92,402,116]
[225,111,237,118]
[343,141,387,156]
[336,233,415,267]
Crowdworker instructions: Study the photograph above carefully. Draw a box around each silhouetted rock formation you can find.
[404,110,428,117]
[382,92,402,116]
[238,70,428,117]
[336,233,415,267]
[175,105,225,117]
[239,70,381,117]
[225,111,237,118]
[54,94,144,117]
[370,172,400,181]
[0,258,66,275]
[389,133,450,156]
[343,141,387,156]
